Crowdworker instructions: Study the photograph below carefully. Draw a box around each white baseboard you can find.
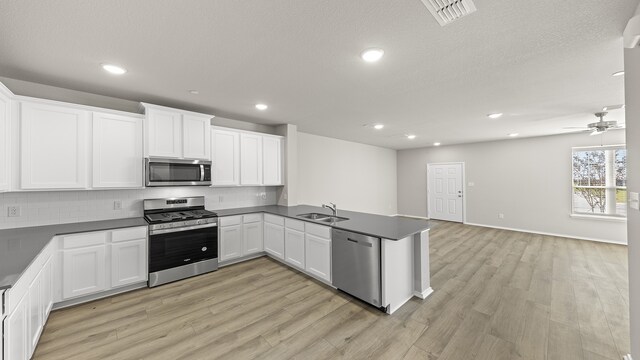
[413,287,434,300]
[463,222,627,245]
[393,214,430,220]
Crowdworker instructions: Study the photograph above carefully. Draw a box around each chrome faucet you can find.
[322,202,337,216]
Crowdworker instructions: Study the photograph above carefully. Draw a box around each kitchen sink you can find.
[318,216,349,223]
[297,213,330,220]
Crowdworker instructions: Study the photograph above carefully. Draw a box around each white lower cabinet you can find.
[219,215,264,262]
[4,294,28,360]
[284,224,305,270]
[4,245,53,360]
[60,226,147,301]
[220,225,243,262]
[305,234,332,283]
[243,219,264,255]
[264,222,285,259]
[110,239,147,288]
[62,245,107,299]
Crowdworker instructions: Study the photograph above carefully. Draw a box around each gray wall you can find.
[625,9,640,357]
[297,132,398,215]
[397,130,627,243]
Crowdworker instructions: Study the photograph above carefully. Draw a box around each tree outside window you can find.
[572,146,626,218]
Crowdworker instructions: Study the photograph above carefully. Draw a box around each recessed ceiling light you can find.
[407,134,416,140]
[361,48,384,63]
[612,71,625,77]
[101,64,127,75]
[508,133,519,137]
[487,113,503,119]
[374,124,384,130]
[433,142,441,146]
[255,103,268,111]
[188,90,199,95]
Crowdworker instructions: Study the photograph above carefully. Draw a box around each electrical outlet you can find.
[113,200,122,210]
[261,192,267,200]
[498,213,504,219]
[468,182,475,187]
[8,205,21,217]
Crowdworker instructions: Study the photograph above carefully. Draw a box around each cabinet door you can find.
[92,112,143,188]
[5,294,28,360]
[240,133,263,185]
[285,228,305,270]
[211,128,240,186]
[243,222,264,255]
[27,272,43,356]
[147,108,182,158]
[62,245,106,299]
[262,136,282,185]
[0,88,10,192]
[264,223,285,260]
[220,225,242,262]
[41,258,53,319]
[305,234,331,283]
[182,114,211,160]
[20,102,89,189]
[111,239,147,288]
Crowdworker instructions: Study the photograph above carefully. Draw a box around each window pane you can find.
[617,188,627,217]
[573,187,606,214]
[572,150,605,186]
[616,149,627,187]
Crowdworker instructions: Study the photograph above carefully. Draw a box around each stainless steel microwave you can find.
[145,158,212,187]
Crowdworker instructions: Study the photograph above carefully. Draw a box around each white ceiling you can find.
[0,0,637,150]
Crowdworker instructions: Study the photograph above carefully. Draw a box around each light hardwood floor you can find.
[34,221,630,360]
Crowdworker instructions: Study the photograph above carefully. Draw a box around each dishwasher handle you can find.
[347,238,373,247]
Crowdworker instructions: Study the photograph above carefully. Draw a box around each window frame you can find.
[571,144,627,219]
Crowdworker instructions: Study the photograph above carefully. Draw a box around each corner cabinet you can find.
[20,101,90,190]
[142,103,212,160]
[263,214,285,259]
[240,133,263,185]
[219,215,264,262]
[92,112,143,188]
[262,135,283,185]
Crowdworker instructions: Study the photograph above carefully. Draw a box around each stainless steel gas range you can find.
[144,196,218,287]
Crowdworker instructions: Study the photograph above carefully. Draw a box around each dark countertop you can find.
[0,218,147,290]
[216,205,431,241]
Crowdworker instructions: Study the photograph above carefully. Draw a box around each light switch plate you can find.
[630,192,639,210]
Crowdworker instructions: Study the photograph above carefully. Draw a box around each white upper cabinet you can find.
[143,103,213,160]
[92,112,143,188]
[0,83,11,192]
[240,133,263,185]
[262,136,283,185]
[183,114,211,160]
[20,101,89,190]
[145,106,182,158]
[211,127,240,186]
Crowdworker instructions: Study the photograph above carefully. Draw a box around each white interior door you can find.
[427,163,464,222]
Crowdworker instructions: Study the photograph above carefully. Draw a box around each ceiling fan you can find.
[564,107,625,136]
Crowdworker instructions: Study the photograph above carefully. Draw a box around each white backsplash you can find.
[0,187,279,229]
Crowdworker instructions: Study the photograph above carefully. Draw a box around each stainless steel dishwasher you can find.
[332,229,384,310]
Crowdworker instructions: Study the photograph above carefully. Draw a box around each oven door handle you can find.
[150,223,218,235]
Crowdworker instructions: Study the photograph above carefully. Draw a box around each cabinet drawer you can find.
[219,216,242,227]
[264,214,284,226]
[112,226,147,243]
[285,218,305,232]
[305,223,331,239]
[61,232,107,249]
[242,213,262,224]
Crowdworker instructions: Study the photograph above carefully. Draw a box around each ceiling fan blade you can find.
[563,127,587,129]
[602,104,625,111]
[589,129,605,136]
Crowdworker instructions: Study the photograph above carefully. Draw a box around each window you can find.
[572,145,626,218]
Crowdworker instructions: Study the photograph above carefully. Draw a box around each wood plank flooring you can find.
[33,221,630,360]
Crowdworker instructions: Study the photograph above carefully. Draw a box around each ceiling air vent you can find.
[420,0,477,26]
